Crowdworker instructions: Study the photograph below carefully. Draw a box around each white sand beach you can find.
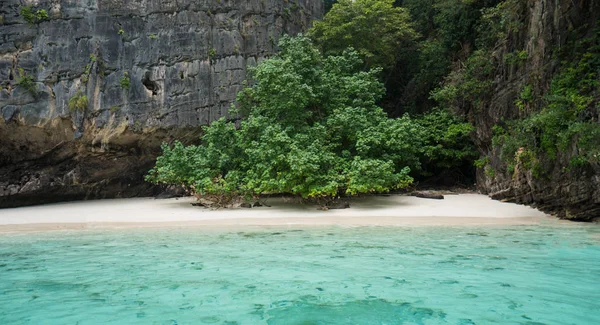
[0,194,556,232]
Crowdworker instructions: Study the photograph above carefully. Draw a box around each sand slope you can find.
[0,194,555,232]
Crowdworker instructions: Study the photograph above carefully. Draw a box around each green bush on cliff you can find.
[493,31,600,169]
[68,90,88,112]
[146,36,420,203]
[20,6,49,25]
[120,72,130,90]
[16,68,37,96]
[430,49,496,112]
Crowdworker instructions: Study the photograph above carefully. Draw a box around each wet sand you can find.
[0,194,554,232]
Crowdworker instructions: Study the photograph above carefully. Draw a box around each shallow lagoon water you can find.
[0,224,599,324]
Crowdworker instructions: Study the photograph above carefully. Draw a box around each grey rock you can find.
[1,105,18,121]
[468,0,600,221]
[0,0,322,208]
[414,192,444,200]
[328,201,350,209]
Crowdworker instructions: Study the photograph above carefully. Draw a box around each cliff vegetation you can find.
[150,0,600,217]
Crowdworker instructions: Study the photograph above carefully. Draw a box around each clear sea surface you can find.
[0,223,599,325]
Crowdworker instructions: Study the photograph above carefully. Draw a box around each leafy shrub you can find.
[36,9,49,21]
[16,68,37,96]
[20,6,49,25]
[493,31,600,168]
[474,156,490,169]
[208,48,217,60]
[120,72,130,89]
[68,91,88,112]
[413,109,478,177]
[147,36,421,202]
[431,49,495,112]
[310,0,418,70]
[515,84,533,111]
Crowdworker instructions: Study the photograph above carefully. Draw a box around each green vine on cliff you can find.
[15,68,37,97]
[68,90,88,112]
[430,49,495,112]
[431,0,526,114]
[19,6,49,25]
[120,72,131,90]
[493,28,600,170]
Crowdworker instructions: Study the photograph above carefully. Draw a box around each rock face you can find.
[470,0,600,220]
[0,0,322,207]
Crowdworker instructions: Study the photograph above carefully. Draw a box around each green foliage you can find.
[20,6,49,25]
[208,48,217,60]
[68,91,88,112]
[493,31,600,168]
[504,50,529,66]
[82,65,91,83]
[147,36,421,201]
[15,68,37,96]
[474,156,490,169]
[395,0,503,113]
[413,109,478,176]
[429,0,526,114]
[118,29,125,36]
[36,9,48,21]
[81,55,98,83]
[120,72,130,90]
[476,0,524,49]
[515,84,533,111]
[431,0,495,52]
[431,49,495,111]
[20,7,34,24]
[310,0,418,70]
[484,165,496,178]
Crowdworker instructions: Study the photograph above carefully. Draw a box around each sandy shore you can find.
[0,194,556,232]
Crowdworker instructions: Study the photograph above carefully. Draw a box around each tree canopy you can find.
[310,0,418,70]
[146,36,422,203]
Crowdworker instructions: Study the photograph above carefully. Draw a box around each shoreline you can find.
[0,194,556,233]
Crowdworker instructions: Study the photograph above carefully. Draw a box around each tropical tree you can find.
[310,0,419,70]
[146,36,421,205]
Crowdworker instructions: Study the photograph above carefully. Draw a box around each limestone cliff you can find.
[0,0,322,207]
[469,0,600,220]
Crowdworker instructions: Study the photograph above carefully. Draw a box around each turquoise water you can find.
[1,224,599,325]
